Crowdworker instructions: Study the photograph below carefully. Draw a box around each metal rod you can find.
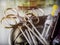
[18,26,31,45]
[28,20,48,45]
[25,30,33,45]
[24,24,45,45]
[24,15,49,45]
[42,25,47,36]
[45,25,51,38]
[29,29,37,45]
[51,16,59,38]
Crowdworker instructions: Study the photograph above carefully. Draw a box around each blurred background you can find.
[0,0,57,45]
[0,0,16,45]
